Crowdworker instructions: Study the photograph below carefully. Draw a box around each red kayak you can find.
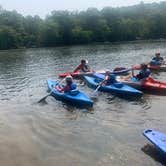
[58,71,105,78]
[132,64,166,72]
[142,77,166,94]
[58,68,131,78]
[117,76,166,95]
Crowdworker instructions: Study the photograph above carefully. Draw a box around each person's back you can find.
[136,64,151,80]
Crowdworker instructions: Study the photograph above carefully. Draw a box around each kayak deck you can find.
[84,76,143,100]
[143,129,166,155]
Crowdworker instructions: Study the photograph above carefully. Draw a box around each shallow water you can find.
[0,41,166,166]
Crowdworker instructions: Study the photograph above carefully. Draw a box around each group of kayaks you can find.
[44,62,166,156]
[45,62,166,108]
[47,69,142,108]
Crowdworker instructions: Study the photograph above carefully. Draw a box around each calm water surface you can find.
[0,41,166,166]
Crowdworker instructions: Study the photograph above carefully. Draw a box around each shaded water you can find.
[0,41,166,166]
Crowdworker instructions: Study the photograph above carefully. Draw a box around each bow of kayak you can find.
[117,76,166,95]
[143,129,166,155]
[142,77,166,95]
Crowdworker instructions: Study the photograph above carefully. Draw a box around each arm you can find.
[161,58,165,65]
[56,85,70,92]
[100,75,109,85]
[164,59,166,65]
[73,64,82,73]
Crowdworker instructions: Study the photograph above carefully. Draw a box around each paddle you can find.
[37,91,53,103]
[91,83,102,98]
[38,78,65,103]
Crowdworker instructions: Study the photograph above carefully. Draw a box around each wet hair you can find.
[81,59,86,64]
[65,75,73,84]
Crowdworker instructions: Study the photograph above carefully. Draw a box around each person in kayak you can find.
[56,75,77,93]
[150,52,164,65]
[73,59,91,73]
[101,71,117,85]
[132,63,151,80]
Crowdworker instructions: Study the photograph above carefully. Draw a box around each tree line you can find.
[0,1,166,50]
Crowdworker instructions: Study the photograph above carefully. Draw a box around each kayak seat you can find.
[113,82,123,88]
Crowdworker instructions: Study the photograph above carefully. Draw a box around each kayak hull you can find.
[47,80,93,108]
[132,64,166,72]
[58,71,99,78]
[84,76,143,99]
[117,76,166,95]
[143,129,166,155]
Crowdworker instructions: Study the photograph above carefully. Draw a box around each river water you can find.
[0,41,166,166]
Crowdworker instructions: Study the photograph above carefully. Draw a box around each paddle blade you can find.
[38,93,50,103]
[91,85,101,98]
[91,92,99,99]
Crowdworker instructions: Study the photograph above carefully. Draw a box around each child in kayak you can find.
[150,52,164,65]
[56,75,77,93]
[73,59,91,73]
[132,63,151,80]
[101,71,117,85]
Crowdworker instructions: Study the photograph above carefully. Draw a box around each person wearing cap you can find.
[150,52,164,65]
[73,59,91,73]
[132,63,151,80]
[56,75,77,93]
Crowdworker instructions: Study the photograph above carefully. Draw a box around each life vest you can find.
[64,83,77,93]
[136,69,151,80]
[150,57,164,65]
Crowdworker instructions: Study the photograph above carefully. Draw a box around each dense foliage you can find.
[0,2,166,50]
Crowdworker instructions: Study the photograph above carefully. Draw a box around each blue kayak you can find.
[84,76,143,99]
[143,129,166,155]
[47,80,93,108]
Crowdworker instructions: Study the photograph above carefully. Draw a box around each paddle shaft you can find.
[93,84,101,93]
[38,78,66,103]
[37,91,52,103]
